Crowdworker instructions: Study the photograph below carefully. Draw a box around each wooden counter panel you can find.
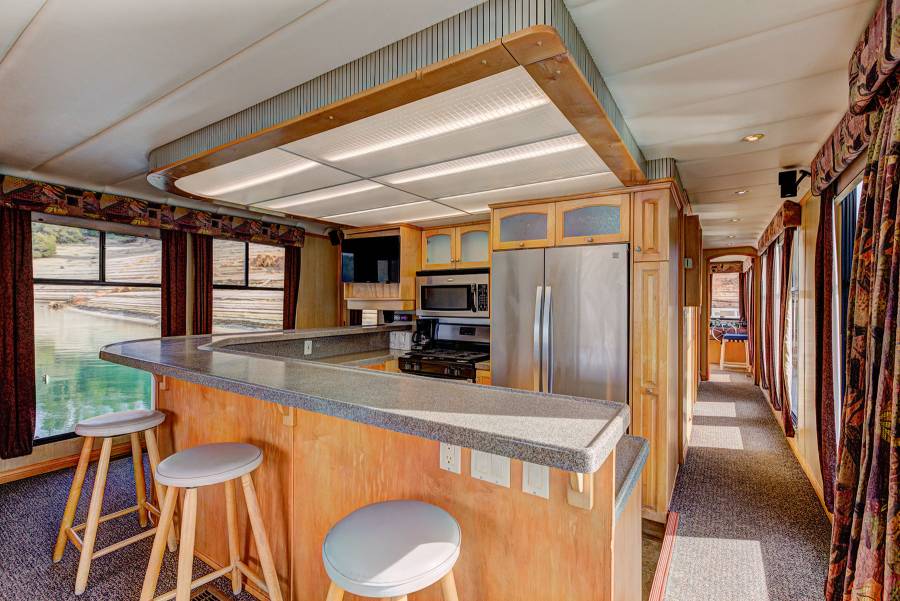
[156,377,618,601]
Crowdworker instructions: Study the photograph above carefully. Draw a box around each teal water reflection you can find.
[34,303,158,439]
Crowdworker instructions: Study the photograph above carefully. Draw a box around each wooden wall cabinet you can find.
[555,194,630,246]
[421,222,490,270]
[491,203,555,250]
[683,215,702,306]
[343,224,421,311]
[633,189,670,262]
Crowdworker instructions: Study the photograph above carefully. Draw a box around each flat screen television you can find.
[341,235,401,283]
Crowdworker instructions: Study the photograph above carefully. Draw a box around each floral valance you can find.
[710,261,743,274]
[757,200,801,252]
[849,0,900,116]
[0,175,304,247]
[811,110,874,194]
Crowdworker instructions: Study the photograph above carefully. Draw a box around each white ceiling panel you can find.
[324,201,464,227]
[604,4,873,119]
[690,184,783,206]
[174,149,356,205]
[22,0,482,184]
[0,0,328,170]
[677,143,821,181]
[440,173,621,213]
[0,0,43,62]
[286,67,575,177]
[256,181,424,218]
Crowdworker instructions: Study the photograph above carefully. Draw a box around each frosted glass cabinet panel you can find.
[456,224,490,268]
[422,228,455,270]
[491,203,555,250]
[555,195,630,246]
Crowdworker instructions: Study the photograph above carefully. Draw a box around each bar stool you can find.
[322,500,461,601]
[719,332,750,371]
[53,408,176,595]
[140,442,283,601]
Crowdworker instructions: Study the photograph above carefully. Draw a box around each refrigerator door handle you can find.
[533,286,543,391]
[542,285,552,393]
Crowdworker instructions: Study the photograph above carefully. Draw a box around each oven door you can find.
[417,272,489,318]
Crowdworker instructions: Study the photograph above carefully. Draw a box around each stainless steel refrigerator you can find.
[490,244,629,403]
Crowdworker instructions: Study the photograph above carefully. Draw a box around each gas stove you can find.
[398,321,489,382]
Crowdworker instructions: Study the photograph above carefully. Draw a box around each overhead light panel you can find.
[741,133,765,143]
[437,173,605,203]
[322,200,460,223]
[262,180,382,210]
[201,155,318,197]
[383,134,588,185]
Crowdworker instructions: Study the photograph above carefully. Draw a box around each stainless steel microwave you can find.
[416,269,489,318]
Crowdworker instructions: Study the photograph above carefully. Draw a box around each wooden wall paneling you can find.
[613,485,643,601]
[298,236,340,329]
[399,225,422,301]
[632,190,670,262]
[683,216,702,306]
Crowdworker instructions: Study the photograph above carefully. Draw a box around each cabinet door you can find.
[421,228,456,270]
[491,204,555,250]
[555,194,630,246]
[455,223,490,268]
[633,190,670,261]
[631,261,670,521]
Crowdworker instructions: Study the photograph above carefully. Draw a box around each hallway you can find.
[661,373,832,601]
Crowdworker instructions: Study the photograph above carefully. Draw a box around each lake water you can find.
[34,303,158,439]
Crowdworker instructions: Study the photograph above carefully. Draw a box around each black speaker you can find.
[327,228,344,246]
[779,169,799,198]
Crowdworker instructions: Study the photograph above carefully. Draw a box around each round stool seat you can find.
[155,442,262,488]
[723,333,748,341]
[323,500,461,598]
[74,409,165,437]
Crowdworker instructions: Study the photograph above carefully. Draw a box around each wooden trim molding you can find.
[0,442,132,485]
[149,26,647,202]
[756,200,802,252]
[648,512,679,601]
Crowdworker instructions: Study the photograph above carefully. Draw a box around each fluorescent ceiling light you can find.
[202,156,318,196]
[437,173,606,202]
[262,180,382,210]
[324,97,549,162]
[323,200,462,223]
[383,135,588,185]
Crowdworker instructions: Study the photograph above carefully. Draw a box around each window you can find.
[212,239,285,333]
[760,255,769,388]
[32,221,161,441]
[788,235,800,424]
[710,272,740,319]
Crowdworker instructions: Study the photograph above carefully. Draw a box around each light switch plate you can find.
[439,443,461,474]
[522,462,550,499]
[303,340,313,355]
[471,450,509,487]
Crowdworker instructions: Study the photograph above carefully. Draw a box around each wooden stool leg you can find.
[131,432,148,527]
[440,570,459,601]
[53,436,93,563]
[140,486,178,601]
[74,437,112,595]
[145,428,177,552]
[744,340,751,371]
[325,582,344,601]
[391,597,408,601]
[719,339,726,369]
[224,479,243,594]
[241,473,283,601]
[176,487,198,601]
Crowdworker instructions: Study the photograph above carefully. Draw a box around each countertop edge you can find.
[100,347,627,474]
[614,435,651,521]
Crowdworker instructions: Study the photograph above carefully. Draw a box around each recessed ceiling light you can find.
[741,133,765,143]
[730,218,741,222]
[261,180,382,210]
[728,235,736,239]
[382,134,588,185]
[734,189,749,196]
[202,156,318,196]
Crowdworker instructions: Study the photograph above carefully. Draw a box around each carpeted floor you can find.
[0,455,255,600]
[662,372,832,601]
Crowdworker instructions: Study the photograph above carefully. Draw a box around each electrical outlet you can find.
[439,443,461,474]
[522,462,550,499]
[471,450,509,487]
[303,340,312,355]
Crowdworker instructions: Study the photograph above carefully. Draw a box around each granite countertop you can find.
[101,325,629,473]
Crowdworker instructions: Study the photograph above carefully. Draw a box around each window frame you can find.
[31,218,161,445]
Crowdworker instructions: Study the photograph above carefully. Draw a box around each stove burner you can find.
[398,346,489,381]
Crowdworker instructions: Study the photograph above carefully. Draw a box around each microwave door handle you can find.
[533,286,543,392]
[542,286,551,393]
[471,284,477,312]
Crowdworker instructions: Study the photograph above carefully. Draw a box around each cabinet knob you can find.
[636,246,642,252]
[587,236,594,243]
[518,242,525,248]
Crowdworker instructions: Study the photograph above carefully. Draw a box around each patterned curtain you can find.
[191,234,213,335]
[778,228,796,437]
[815,182,839,513]
[763,249,781,409]
[826,88,900,599]
[0,207,36,458]
[161,230,187,337]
